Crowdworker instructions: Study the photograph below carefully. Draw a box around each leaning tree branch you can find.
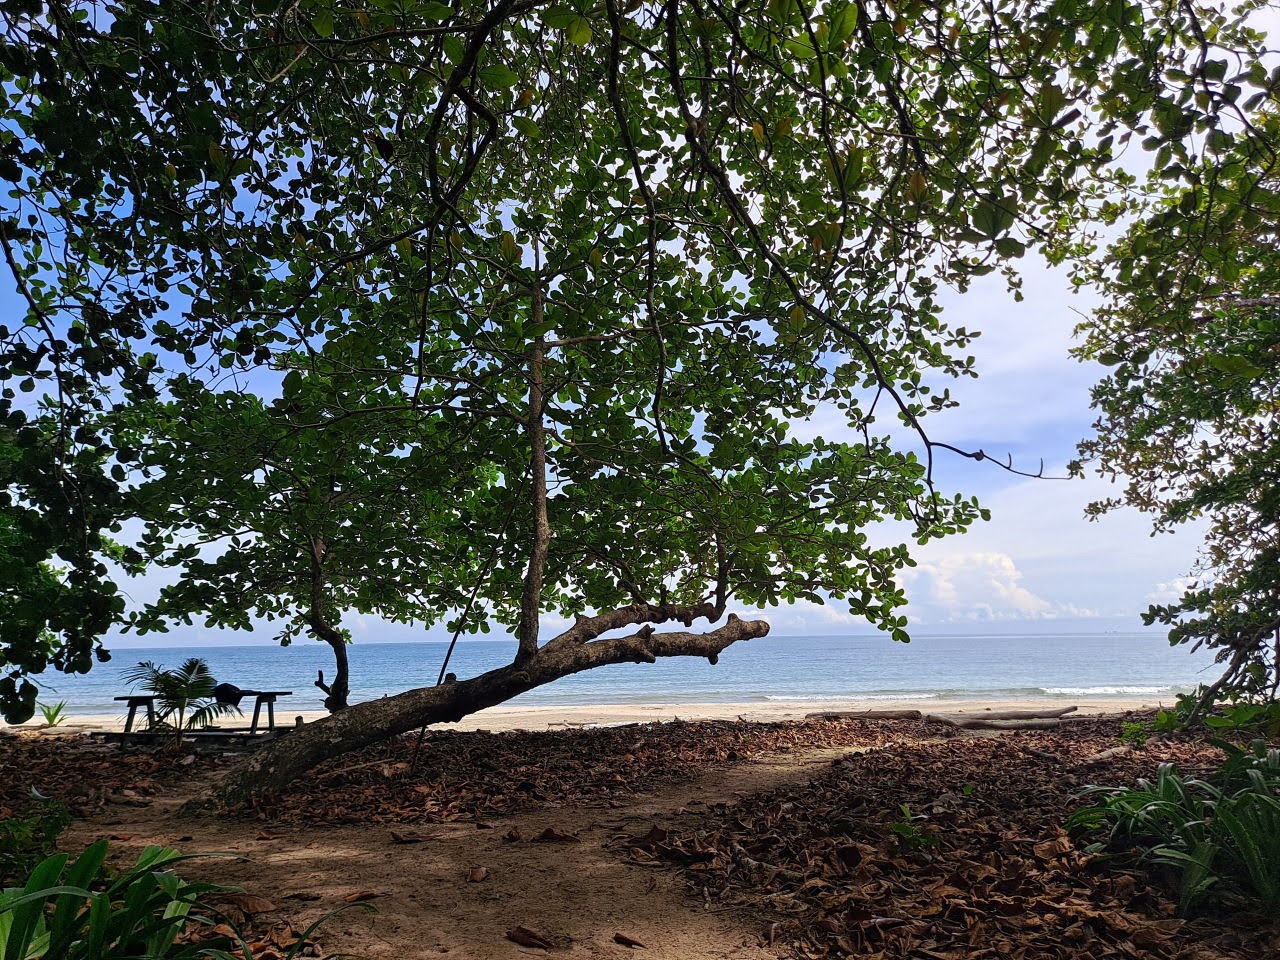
[186,609,768,811]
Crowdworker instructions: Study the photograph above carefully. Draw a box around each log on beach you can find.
[1076,744,1133,766]
[806,709,924,720]
[960,706,1078,720]
[925,716,1072,730]
[922,707,1081,730]
[806,706,1079,728]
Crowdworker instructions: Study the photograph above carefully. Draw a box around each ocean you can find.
[29,632,1218,716]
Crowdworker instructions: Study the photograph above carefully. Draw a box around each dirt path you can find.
[61,745,861,960]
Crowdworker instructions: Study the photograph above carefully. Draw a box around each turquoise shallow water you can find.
[31,632,1217,715]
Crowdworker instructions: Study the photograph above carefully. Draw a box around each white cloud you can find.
[1146,576,1199,605]
[898,550,1086,623]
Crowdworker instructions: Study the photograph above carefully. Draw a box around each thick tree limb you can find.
[186,612,768,812]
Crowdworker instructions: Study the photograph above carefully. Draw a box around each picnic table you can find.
[114,690,293,734]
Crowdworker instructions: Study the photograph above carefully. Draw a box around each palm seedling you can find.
[121,659,239,747]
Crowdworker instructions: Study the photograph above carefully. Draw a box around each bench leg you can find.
[266,698,276,732]
[250,699,263,734]
[124,703,138,733]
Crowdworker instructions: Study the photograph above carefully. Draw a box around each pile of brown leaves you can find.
[0,733,229,818]
[629,719,1279,960]
[174,892,362,960]
[263,716,934,824]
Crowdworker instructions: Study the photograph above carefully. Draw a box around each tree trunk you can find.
[308,536,349,712]
[312,625,350,713]
[516,330,550,663]
[185,610,768,813]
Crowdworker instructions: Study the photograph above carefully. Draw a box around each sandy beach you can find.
[2,695,1165,735]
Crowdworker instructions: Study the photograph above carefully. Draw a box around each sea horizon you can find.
[25,631,1218,717]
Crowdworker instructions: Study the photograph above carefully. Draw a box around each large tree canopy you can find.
[1076,107,1280,704]
[1,0,1274,798]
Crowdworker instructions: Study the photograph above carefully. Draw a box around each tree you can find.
[1,0,1273,804]
[1075,106,1280,706]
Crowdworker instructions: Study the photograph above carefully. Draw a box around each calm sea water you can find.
[31,632,1218,716]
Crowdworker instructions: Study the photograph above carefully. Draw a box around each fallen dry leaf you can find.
[389,830,438,844]
[467,866,490,883]
[342,891,381,903]
[613,931,647,948]
[219,894,276,915]
[533,827,580,843]
[505,926,553,949]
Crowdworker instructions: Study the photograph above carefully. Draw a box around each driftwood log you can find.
[926,716,1073,730]
[807,705,1081,731]
[1076,745,1133,766]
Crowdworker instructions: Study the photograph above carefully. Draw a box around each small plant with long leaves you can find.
[0,840,369,960]
[122,659,238,747]
[1070,742,1280,913]
[36,702,67,728]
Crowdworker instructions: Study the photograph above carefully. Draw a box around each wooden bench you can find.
[114,694,158,733]
[113,690,293,734]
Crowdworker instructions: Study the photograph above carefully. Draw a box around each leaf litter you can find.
[626,718,1278,960]
[10,714,1276,958]
[257,716,932,824]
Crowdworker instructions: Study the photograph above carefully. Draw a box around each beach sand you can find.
[2,695,1165,735]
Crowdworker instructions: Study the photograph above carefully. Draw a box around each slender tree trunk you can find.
[185,609,767,813]
[516,293,550,663]
[307,536,349,712]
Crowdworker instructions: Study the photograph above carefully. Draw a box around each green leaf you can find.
[540,5,578,28]
[782,37,818,59]
[478,63,519,89]
[565,16,592,45]
[312,9,334,37]
[512,116,541,139]
[972,197,1015,238]
[442,35,465,65]
[829,3,858,44]
[416,1,454,20]
[1206,354,1264,379]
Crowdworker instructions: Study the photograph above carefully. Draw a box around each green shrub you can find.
[0,840,367,960]
[1070,740,1280,913]
[0,798,70,887]
[1119,720,1151,747]
[1203,701,1280,737]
